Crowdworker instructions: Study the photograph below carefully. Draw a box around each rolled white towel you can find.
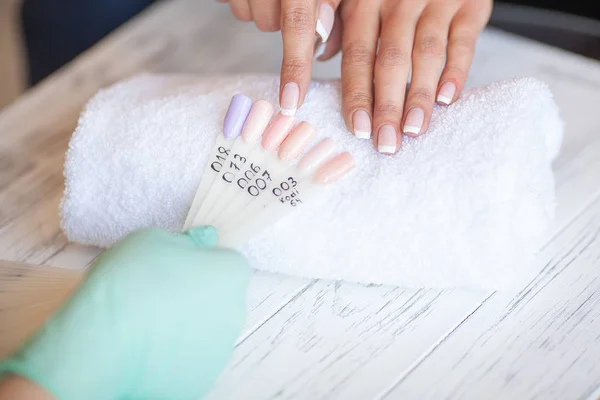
[60,73,563,290]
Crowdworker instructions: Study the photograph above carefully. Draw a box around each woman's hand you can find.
[332,0,493,153]
[223,0,341,115]
[224,0,492,153]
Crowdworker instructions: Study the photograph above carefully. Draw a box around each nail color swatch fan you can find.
[184,94,356,248]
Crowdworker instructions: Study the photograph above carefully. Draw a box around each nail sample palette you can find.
[184,94,355,247]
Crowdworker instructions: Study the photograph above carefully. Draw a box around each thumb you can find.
[315,8,342,61]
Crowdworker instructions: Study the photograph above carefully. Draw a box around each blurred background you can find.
[1,0,600,110]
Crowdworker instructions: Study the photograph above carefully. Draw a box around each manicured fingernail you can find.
[223,94,253,139]
[297,138,336,175]
[280,82,299,116]
[377,124,397,154]
[316,3,335,43]
[353,110,371,139]
[314,40,327,60]
[279,121,316,161]
[403,107,424,135]
[241,100,274,143]
[262,113,296,152]
[437,82,456,105]
[313,152,356,184]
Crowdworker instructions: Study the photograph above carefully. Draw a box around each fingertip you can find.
[255,19,280,32]
[314,20,342,62]
[316,3,335,43]
[402,107,425,137]
[229,1,252,22]
[280,82,300,116]
[376,124,398,154]
[279,55,313,112]
[184,226,218,248]
[352,109,372,140]
[436,81,457,105]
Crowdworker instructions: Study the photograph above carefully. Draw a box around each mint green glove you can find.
[0,227,250,400]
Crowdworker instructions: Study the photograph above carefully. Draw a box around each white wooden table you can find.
[1,1,600,398]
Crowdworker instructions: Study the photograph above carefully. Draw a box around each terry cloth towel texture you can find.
[60,73,563,290]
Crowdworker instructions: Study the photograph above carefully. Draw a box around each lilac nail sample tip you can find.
[223,93,253,139]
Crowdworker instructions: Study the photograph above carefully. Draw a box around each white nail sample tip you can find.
[378,144,396,154]
[354,130,371,139]
[280,107,297,116]
[437,94,452,105]
[316,20,329,43]
[403,125,421,134]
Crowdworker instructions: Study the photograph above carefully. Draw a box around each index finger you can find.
[279,0,335,115]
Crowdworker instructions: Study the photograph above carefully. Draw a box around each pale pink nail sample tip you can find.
[313,152,356,184]
[242,100,274,143]
[297,138,336,175]
[262,113,296,152]
[279,121,316,161]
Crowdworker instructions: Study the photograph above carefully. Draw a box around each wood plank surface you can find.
[0,259,83,356]
[206,285,489,400]
[388,194,600,400]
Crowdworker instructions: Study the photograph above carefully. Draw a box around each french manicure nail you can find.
[223,94,253,139]
[261,113,296,152]
[280,82,299,116]
[316,3,335,43]
[313,152,356,184]
[279,121,316,161]
[353,110,371,139]
[403,108,424,135]
[437,82,456,105]
[377,124,397,154]
[297,138,336,175]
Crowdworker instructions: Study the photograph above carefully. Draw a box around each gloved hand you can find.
[0,226,251,400]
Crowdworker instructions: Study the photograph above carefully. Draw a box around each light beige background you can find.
[0,0,25,109]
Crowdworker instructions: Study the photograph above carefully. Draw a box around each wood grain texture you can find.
[387,194,600,400]
[206,283,489,400]
[0,260,81,356]
[0,0,600,398]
